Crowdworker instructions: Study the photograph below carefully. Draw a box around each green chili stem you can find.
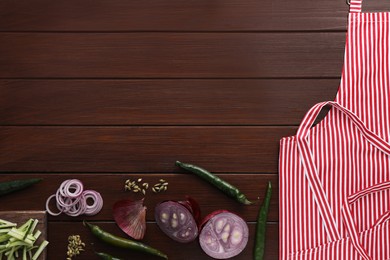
[84,222,168,259]
[175,161,252,205]
[254,182,272,260]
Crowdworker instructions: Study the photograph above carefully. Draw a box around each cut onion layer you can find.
[113,198,146,240]
[199,211,249,259]
[155,198,200,243]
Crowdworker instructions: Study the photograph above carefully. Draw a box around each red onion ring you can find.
[45,194,63,216]
[60,179,84,198]
[56,189,81,208]
[83,190,103,216]
[46,179,103,217]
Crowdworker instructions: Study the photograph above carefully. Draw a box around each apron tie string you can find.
[349,0,362,13]
[342,181,390,260]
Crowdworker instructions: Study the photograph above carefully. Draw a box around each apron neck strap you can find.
[297,101,390,156]
[349,0,362,13]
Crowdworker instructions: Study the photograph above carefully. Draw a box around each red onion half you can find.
[199,210,249,259]
[155,197,201,243]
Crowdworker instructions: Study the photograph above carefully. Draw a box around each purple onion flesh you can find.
[199,211,249,259]
[155,201,199,243]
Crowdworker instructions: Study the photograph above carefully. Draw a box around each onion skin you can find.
[155,198,200,243]
[177,196,202,227]
[199,211,249,259]
[113,198,146,240]
[200,209,229,228]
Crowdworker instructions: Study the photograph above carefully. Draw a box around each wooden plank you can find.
[0,173,278,222]
[47,221,278,260]
[0,127,296,173]
[5,1,390,32]
[0,79,339,126]
[0,33,345,78]
[0,0,349,32]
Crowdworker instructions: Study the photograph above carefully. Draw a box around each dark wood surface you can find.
[1,1,386,259]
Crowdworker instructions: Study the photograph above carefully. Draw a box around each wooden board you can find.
[6,0,390,259]
[0,33,345,78]
[0,127,295,173]
[0,0,349,32]
[0,79,339,126]
[0,211,47,260]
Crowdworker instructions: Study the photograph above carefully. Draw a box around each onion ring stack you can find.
[46,179,103,217]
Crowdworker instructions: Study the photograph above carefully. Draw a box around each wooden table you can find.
[2,1,388,259]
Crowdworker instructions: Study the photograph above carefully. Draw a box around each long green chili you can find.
[84,222,168,259]
[254,181,272,260]
[175,161,252,205]
[0,178,42,197]
[95,251,123,260]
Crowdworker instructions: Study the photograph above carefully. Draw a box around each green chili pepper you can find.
[254,181,272,260]
[95,251,123,260]
[0,178,42,197]
[175,161,252,205]
[84,222,168,259]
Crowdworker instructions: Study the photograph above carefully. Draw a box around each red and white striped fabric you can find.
[279,1,390,259]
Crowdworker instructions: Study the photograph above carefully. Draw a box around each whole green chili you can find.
[254,181,272,260]
[95,251,123,260]
[0,178,42,197]
[84,222,168,259]
[175,161,252,205]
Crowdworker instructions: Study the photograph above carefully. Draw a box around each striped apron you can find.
[279,1,390,259]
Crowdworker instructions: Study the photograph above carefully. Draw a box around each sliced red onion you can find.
[177,196,202,226]
[45,194,63,216]
[155,198,200,243]
[64,197,86,217]
[199,211,249,259]
[83,190,104,216]
[59,179,84,198]
[46,179,103,217]
[56,189,82,208]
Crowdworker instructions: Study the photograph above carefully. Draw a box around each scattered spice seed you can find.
[152,179,168,194]
[125,178,168,194]
[66,235,85,259]
[124,179,150,195]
